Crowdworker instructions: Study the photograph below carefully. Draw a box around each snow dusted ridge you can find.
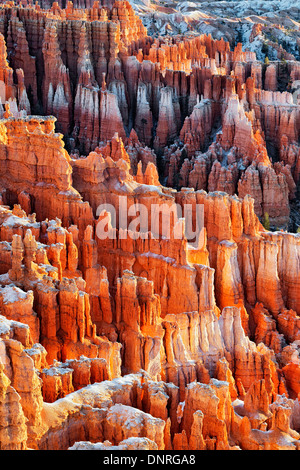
[181,0,299,19]
[131,0,300,60]
[1,285,29,304]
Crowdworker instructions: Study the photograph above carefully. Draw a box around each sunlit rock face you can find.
[0,0,300,452]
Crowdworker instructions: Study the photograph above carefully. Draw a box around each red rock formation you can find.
[0,32,15,102]
[180,98,214,157]
[42,23,72,134]
[265,63,278,92]
[0,115,94,232]
[0,0,300,453]
[7,16,37,108]
[0,284,39,343]
[133,81,153,146]
[0,360,27,450]
[154,87,178,151]
[99,88,127,142]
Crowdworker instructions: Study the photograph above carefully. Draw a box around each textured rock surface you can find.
[0,0,299,453]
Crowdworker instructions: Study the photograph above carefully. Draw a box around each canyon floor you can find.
[0,0,300,452]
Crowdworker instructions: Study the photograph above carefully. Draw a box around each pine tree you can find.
[263,212,270,230]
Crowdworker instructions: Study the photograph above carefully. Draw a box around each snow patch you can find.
[1,285,30,304]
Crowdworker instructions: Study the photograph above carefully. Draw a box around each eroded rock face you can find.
[0,116,299,450]
[0,0,300,452]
